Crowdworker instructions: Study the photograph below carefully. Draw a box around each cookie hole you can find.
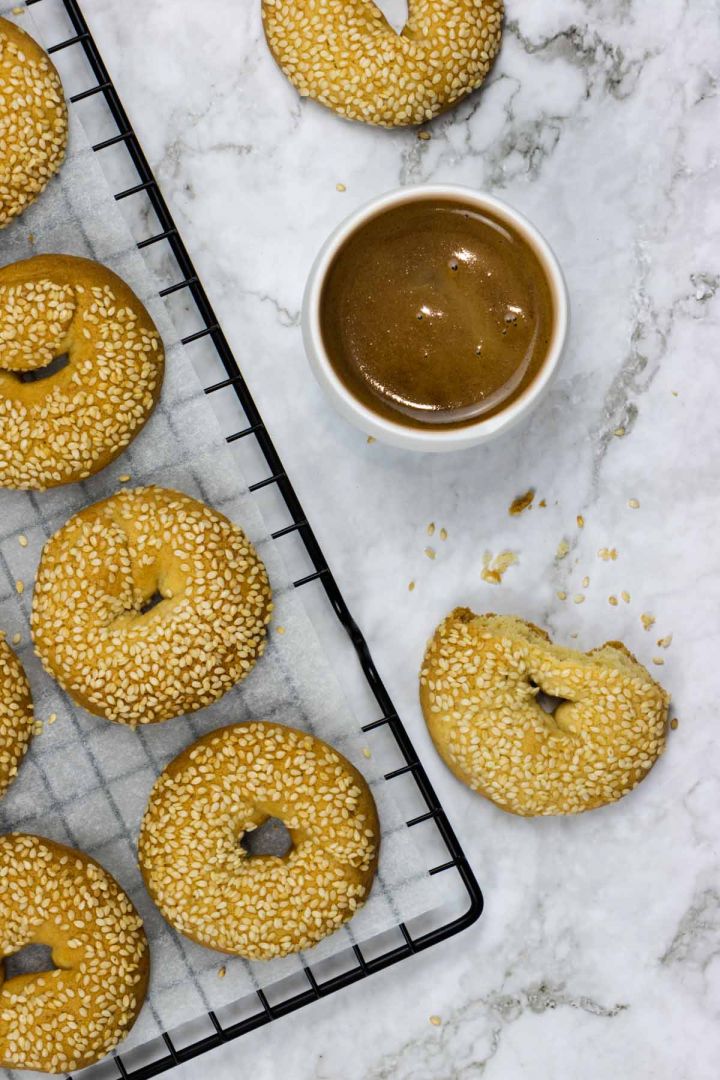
[241,818,293,859]
[4,944,56,980]
[14,353,70,383]
[139,591,164,615]
[374,0,408,33]
[529,680,568,715]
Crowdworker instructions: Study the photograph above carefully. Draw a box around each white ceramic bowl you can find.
[302,184,569,452]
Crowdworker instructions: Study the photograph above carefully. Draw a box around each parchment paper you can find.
[0,3,440,1074]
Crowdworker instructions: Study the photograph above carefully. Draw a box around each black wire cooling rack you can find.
[18,1,484,1076]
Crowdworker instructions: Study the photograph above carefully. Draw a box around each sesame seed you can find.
[425,546,436,560]
[408,580,416,592]
[641,613,655,631]
[366,435,376,444]
[556,540,569,559]
[614,427,626,436]
[557,591,567,601]
[628,499,640,509]
[15,579,24,594]
[429,1015,442,1026]
[276,625,286,634]
[573,594,585,604]
[576,515,585,528]
[18,534,28,547]
[427,522,435,536]
[608,595,618,606]
[670,717,679,730]
[621,591,631,603]
[336,182,346,192]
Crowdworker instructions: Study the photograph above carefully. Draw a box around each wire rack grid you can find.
[6,1,485,1076]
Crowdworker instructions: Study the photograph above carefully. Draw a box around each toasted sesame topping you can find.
[0,834,148,1073]
[261,0,503,128]
[0,637,33,800]
[0,19,68,228]
[0,256,165,490]
[138,722,380,959]
[31,486,273,725]
[420,609,669,815]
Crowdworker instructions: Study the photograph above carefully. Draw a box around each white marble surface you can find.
[42,0,720,1076]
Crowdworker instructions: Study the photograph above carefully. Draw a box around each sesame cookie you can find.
[0,255,165,490]
[0,636,33,801]
[32,486,273,725]
[0,834,149,1074]
[420,609,669,815]
[139,722,380,959]
[262,0,503,128]
[0,17,68,228]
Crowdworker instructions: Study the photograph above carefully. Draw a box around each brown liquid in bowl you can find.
[319,199,556,430]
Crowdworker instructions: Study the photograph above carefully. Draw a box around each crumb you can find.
[440,527,448,542]
[671,391,678,397]
[418,131,432,141]
[12,5,24,14]
[427,522,435,537]
[652,657,665,666]
[621,591,631,603]
[538,499,547,508]
[608,595,618,606]
[481,550,518,584]
[598,547,618,561]
[614,427,626,437]
[425,547,436,560]
[48,713,57,725]
[670,717,679,730]
[33,721,43,736]
[576,515,585,528]
[18,534,28,547]
[366,436,376,444]
[429,1015,442,1026]
[582,576,590,588]
[11,632,21,645]
[557,591,567,601]
[657,634,673,648]
[573,594,585,604]
[15,580,24,595]
[508,489,535,516]
[556,540,570,559]
[218,966,226,978]
[336,182,347,192]
[408,580,416,592]
[276,625,286,634]
[118,474,131,483]
[362,747,371,759]
[628,498,640,509]
[640,613,655,631]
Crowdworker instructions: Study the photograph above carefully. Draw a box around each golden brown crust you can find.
[0,17,68,228]
[0,254,165,490]
[32,486,273,725]
[420,608,670,816]
[0,637,33,801]
[262,0,504,128]
[139,722,380,959]
[0,834,149,1074]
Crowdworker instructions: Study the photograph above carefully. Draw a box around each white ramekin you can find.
[301,184,569,452]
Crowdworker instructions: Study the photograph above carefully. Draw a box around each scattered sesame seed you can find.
[362,747,371,758]
[621,591,631,603]
[481,550,517,584]
[118,474,131,483]
[440,527,448,541]
[48,712,57,724]
[425,547,436,560]
[614,427,626,437]
[641,614,655,631]
[418,130,432,141]
[276,625,285,635]
[427,522,435,537]
[11,632,21,645]
[652,657,665,666]
[15,580,24,594]
[598,547,618,561]
[18,534,28,547]
[628,499,640,509]
[608,595,618,606]
[336,183,346,192]
[573,594,585,604]
[582,576,590,588]
[556,540,570,559]
[218,966,227,978]
[557,591,567,601]
[670,717,679,730]
[429,1015,442,1026]
[576,515,585,528]
[408,580,416,592]
[366,435,376,444]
